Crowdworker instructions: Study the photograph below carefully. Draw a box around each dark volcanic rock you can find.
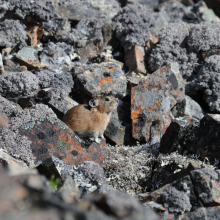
[148,22,198,79]
[114,4,155,51]
[131,63,185,143]
[182,113,220,164]
[37,69,74,99]
[190,168,220,205]
[3,0,55,21]
[73,62,126,99]
[190,55,220,112]
[0,72,39,98]
[0,19,27,50]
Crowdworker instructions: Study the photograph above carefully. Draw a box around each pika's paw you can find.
[95,137,101,144]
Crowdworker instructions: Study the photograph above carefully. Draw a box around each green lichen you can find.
[171,62,179,74]
[56,140,71,152]
[21,121,36,130]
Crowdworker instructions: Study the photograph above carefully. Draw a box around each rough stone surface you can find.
[37,69,74,99]
[0,19,27,50]
[190,168,220,205]
[114,4,155,50]
[0,104,56,167]
[73,62,126,99]
[40,42,71,67]
[0,72,39,98]
[131,63,185,143]
[182,114,220,164]
[190,55,220,112]
[4,0,55,21]
[124,45,146,74]
[187,21,220,53]
[55,0,120,20]
[148,22,198,79]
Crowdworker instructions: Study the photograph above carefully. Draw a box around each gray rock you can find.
[40,42,71,67]
[0,104,56,168]
[37,69,74,99]
[148,22,198,79]
[2,0,55,21]
[0,72,39,98]
[0,19,27,50]
[171,95,204,120]
[114,4,155,50]
[187,21,220,52]
[190,55,220,112]
[73,62,126,99]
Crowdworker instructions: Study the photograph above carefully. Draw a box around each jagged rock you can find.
[190,168,220,205]
[131,63,185,143]
[0,72,39,98]
[2,0,55,21]
[171,95,204,120]
[40,42,71,67]
[16,47,48,69]
[140,175,201,216]
[73,62,126,100]
[37,69,74,99]
[181,113,220,164]
[148,22,198,79]
[0,19,27,50]
[86,190,160,220]
[55,0,120,21]
[188,21,220,52]
[124,45,146,74]
[190,55,220,112]
[183,207,220,219]
[114,4,155,51]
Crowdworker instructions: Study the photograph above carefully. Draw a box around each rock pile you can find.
[1,0,220,219]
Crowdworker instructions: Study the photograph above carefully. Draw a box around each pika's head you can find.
[89,96,119,114]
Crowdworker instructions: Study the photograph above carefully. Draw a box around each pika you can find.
[63,96,118,143]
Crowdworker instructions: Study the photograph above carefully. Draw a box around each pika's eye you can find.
[105,97,110,101]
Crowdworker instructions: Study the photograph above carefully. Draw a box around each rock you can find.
[187,21,220,53]
[16,47,48,69]
[140,175,201,216]
[131,63,185,143]
[40,42,71,67]
[182,113,220,164]
[37,69,74,99]
[0,19,27,50]
[183,207,220,220]
[26,25,44,47]
[171,95,204,120]
[0,113,8,128]
[114,4,155,51]
[86,190,160,220]
[148,22,198,79]
[0,72,39,98]
[190,168,220,205]
[124,45,146,74]
[55,0,120,21]
[160,117,198,154]
[190,55,220,112]
[73,62,126,100]
[4,0,55,21]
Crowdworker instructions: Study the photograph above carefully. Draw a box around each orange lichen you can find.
[131,111,139,121]
[99,77,113,86]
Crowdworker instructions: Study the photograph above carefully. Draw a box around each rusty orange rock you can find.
[131,63,185,143]
[124,45,146,74]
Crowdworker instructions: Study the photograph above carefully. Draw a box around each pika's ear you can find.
[89,99,99,107]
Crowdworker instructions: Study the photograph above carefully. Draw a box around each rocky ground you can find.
[1,0,220,219]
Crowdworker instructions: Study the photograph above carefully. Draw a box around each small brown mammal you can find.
[63,96,119,143]
[63,96,118,143]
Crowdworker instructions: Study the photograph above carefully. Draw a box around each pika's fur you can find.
[63,96,118,143]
